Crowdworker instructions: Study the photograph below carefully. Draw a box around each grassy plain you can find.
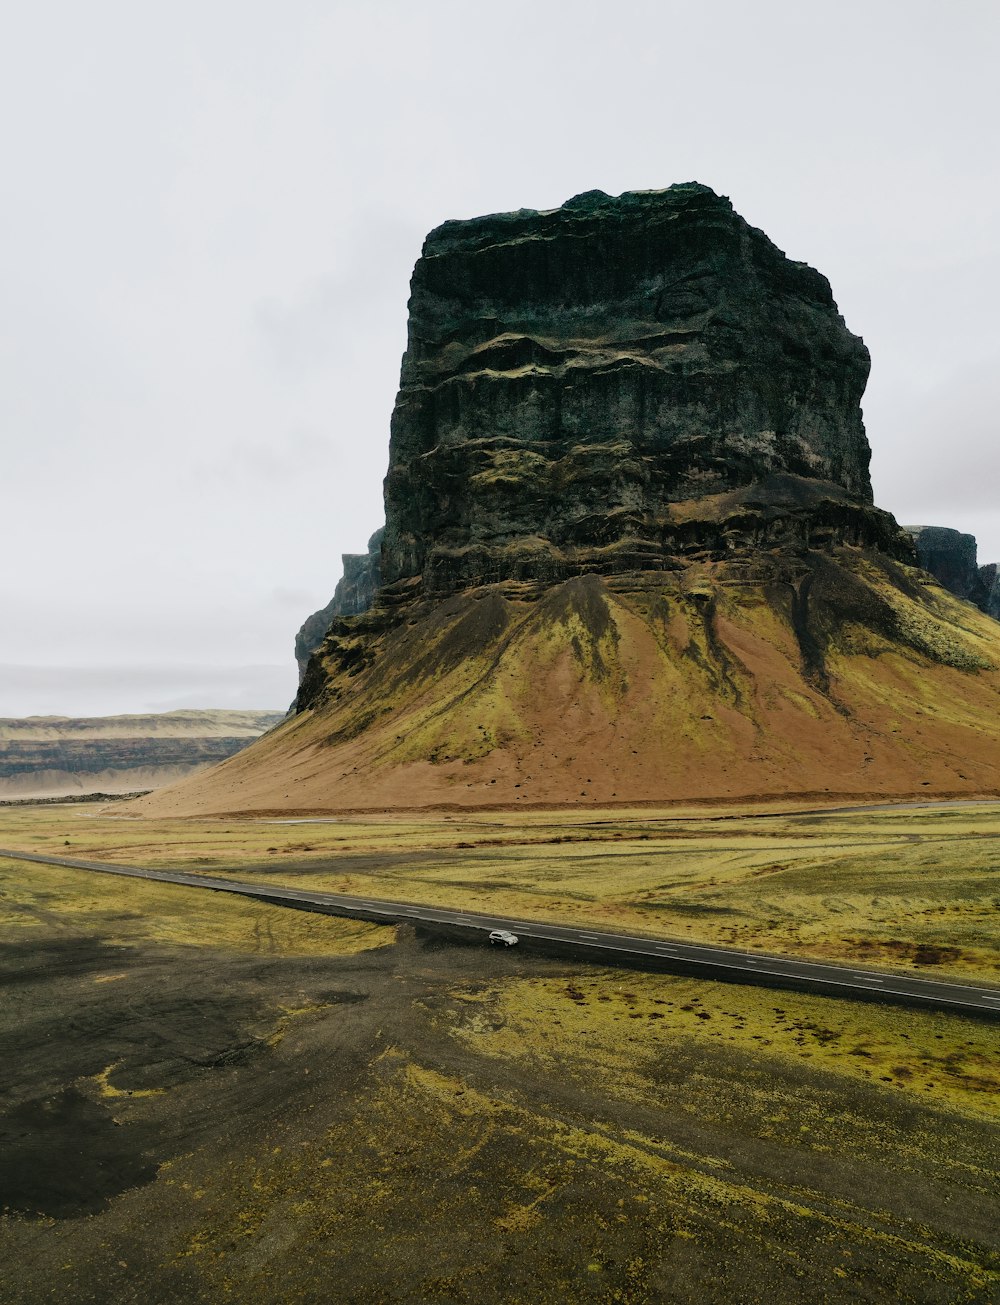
[2,798,998,983]
[0,854,392,958]
[0,846,997,1303]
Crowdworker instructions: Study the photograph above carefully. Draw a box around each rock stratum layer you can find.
[140,186,1000,816]
[380,183,893,600]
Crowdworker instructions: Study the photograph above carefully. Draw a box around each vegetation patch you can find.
[447,972,1000,1123]
[2,800,999,982]
[0,855,394,957]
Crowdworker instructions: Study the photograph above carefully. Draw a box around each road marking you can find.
[579,934,600,940]
[853,975,883,983]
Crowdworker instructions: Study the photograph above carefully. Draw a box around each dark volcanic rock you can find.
[979,562,1000,619]
[295,528,384,680]
[905,525,995,613]
[381,183,905,600]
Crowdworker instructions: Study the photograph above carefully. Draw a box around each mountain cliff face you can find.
[295,528,384,680]
[141,186,1000,816]
[980,564,1000,620]
[380,183,899,602]
[906,525,1000,619]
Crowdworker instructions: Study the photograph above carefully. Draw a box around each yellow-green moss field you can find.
[2,798,998,983]
[444,971,1000,1124]
[0,854,392,957]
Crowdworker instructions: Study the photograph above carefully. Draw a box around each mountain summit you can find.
[380,181,883,603]
[142,186,1000,815]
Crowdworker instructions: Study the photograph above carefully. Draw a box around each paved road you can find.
[3,847,999,1021]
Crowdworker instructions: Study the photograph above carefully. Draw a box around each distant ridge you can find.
[0,709,283,799]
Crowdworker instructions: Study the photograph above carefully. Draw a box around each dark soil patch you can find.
[0,1087,158,1218]
[0,937,126,985]
[193,848,447,878]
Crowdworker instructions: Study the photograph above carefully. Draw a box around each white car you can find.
[488,929,519,947]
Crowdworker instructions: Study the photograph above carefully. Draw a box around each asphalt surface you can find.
[3,846,999,1021]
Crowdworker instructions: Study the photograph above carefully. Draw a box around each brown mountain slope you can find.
[137,549,1000,816]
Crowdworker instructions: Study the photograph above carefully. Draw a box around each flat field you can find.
[2,798,999,982]
[0,840,998,1304]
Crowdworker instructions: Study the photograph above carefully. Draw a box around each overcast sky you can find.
[2,0,998,716]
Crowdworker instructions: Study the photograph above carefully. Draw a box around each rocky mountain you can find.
[380,182,890,601]
[0,709,284,799]
[140,185,1000,816]
[906,525,1000,618]
[981,564,1000,620]
[295,528,384,680]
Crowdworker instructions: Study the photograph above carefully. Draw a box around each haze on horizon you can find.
[2,0,998,718]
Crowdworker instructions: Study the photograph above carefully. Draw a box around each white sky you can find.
[2,0,998,716]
